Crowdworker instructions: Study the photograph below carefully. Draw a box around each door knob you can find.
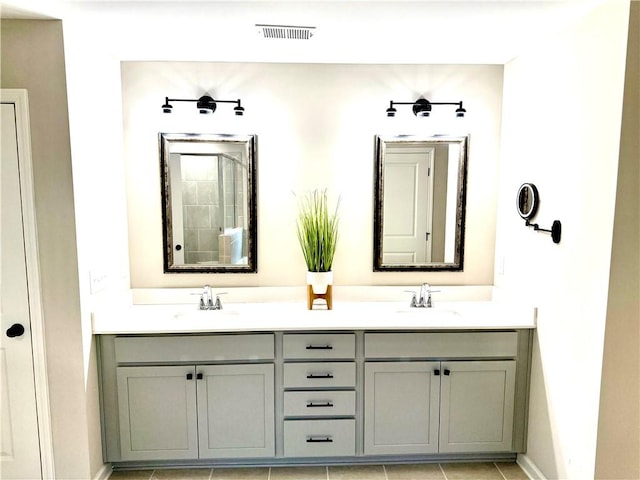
[6,323,25,338]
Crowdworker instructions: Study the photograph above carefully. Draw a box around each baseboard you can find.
[93,463,112,480]
[517,454,547,480]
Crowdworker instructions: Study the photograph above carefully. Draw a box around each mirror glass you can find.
[159,133,257,273]
[516,183,539,220]
[373,135,469,271]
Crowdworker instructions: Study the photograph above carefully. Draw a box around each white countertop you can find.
[92,298,536,335]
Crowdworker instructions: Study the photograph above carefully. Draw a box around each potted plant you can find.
[295,189,340,307]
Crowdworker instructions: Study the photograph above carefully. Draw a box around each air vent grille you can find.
[256,24,315,40]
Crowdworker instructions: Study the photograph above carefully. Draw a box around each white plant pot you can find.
[307,271,333,294]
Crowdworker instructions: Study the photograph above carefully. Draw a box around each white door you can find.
[382,147,434,264]
[1,96,43,478]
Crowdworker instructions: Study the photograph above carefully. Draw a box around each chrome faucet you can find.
[198,285,224,310]
[408,283,436,308]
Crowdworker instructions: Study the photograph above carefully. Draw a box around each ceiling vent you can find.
[256,24,316,40]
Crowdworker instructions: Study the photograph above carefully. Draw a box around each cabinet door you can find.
[364,362,440,455]
[197,364,275,458]
[439,360,516,453]
[116,366,198,461]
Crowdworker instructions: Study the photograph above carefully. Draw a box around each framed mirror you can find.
[373,135,469,271]
[159,133,257,273]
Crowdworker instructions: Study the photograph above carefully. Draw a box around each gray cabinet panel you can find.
[283,362,356,388]
[284,391,356,417]
[439,360,516,453]
[197,364,275,458]
[283,419,355,457]
[283,334,355,359]
[115,334,275,363]
[364,362,440,455]
[116,366,198,461]
[364,332,518,359]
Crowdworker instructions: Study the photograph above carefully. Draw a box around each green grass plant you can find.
[295,189,340,272]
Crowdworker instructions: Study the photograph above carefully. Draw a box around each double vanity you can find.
[94,287,535,469]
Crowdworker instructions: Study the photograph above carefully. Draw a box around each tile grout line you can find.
[439,463,450,480]
[382,464,389,480]
[494,462,509,480]
[326,465,329,480]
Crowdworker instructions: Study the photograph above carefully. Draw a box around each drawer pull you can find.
[306,401,334,408]
[306,373,334,379]
[306,344,333,350]
[306,436,333,443]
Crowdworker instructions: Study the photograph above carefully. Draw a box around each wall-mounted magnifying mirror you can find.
[159,133,257,273]
[373,135,469,271]
[516,183,539,220]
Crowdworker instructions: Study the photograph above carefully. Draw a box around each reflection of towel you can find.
[219,227,243,264]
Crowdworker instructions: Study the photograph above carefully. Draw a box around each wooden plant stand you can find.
[307,284,333,310]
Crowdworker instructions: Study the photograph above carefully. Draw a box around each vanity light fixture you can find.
[386,97,466,118]
[161,95,245,116]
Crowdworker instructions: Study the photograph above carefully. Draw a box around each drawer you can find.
[283,419,355,457]
[364,332,519,359]
[283,362,356,388]
[284,391,356,417]
[283,334,355,359]
[114,334,275,363]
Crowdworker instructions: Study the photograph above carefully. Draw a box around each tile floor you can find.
[108,462,529,480]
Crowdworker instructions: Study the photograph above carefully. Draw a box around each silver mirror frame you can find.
[159,133,258,274]
[373,134,469,272]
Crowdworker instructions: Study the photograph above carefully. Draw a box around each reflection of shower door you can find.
[382,148,434,264]
[168,153,185,264]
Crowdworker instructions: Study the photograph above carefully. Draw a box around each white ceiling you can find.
[0,0,602,64]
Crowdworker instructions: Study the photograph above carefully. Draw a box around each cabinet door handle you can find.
[306,436,333,443]
[306,373,334,379]
[444,369,451,376]
[306,401,334,408]
[434,369,441,376]
[186,373,193,380]
[196,373,204,380]
[306,344,333,350]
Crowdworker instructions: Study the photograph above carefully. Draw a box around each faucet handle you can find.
[404,290,418,308]
[213,292,227,310]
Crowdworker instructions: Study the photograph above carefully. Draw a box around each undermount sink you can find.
[393,307,461,319]
[173,308,240,321]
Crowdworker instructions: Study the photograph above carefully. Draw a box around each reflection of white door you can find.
[168,153,185,264]
[1,91,49,479]
[382,147,434,264]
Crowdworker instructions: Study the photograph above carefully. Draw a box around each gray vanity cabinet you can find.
[438,360,515,453]
[363,332,522,456]
[116,364,275,461]
[281,333,357,457]
[197,364,275,458]
[116,365,199,461]
[100,334,275,462]
[364,362,440,455]
[99,329,531,466]
[364,360,516,455]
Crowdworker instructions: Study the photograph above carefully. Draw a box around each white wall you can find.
[122,62,503,288]
[595,2,640,477]
[0,19,97,480]
[495,1,630,478]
